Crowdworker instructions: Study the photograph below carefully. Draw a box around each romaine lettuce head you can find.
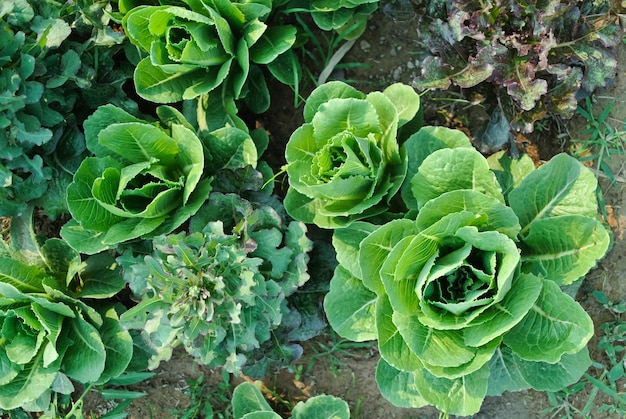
[122,1,296,112]
[61,104,213,254]
[310,0,379,39]
[0,237,131,411]
[323,126,610,415]
[284,81,421,228]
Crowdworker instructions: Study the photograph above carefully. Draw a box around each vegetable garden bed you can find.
[1,1,626,418]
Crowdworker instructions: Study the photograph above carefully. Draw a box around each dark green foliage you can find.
[0,0,137,217]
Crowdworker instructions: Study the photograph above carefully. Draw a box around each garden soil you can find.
[82,8,626,419]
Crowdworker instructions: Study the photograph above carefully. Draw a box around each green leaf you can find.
[358,219,418,296]
[487,151,536,197]
[98,123,179,165]
[376,294,421,372]
[463,273,543,347]
[83,104,143,157]
[202,126,257,172]
[0,256,45,293]
[401,126,473,209]
[416,190,521,239]
[0,353,59,410]
[249,25,296,64]
[508,153,599,235]
[133,57,214,103]
[291,395,351,419]
[512,346,591,392]
[486,347,530,396]
[59,219,110,255]
[412,361,489,416]
[324,266,377,342]
[232,382,274,418]
[503,279,593,363]
[411,147,504,209]
[375,358,428,408]
[331,222,378,279]
[303,81,364,123]
[66,157,124,232]
[520,215,610,285]
[94,307,133,385]
[312,98,381,141]
[393,310,476,368]
[382,83,420,128]
[61,316,106,383]
[76,254,126,299]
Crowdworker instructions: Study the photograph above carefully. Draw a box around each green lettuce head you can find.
[121,0,296,112]
[324,127,610,416]
[284,81,421,228]
[0,221,131,412]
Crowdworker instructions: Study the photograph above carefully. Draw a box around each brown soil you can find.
[81,7,626,419]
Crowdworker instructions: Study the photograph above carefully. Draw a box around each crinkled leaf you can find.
[411,147,504,209]
[572,44,617,93]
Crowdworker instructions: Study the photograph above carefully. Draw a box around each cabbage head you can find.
[324,126,610,416]
[284,81,421,228]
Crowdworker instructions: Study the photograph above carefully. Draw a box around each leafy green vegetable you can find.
[121,0,296,112]
[0,209,132,412]
[324,126,610,416]
[61,103,261,254]
[0,0,136,218]
[412,0,620,133]
[308,0,380,40]
[284,81,421,228]
[118,187,313,376]
[232,381,350,419]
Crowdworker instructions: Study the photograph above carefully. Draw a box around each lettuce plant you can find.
[0,210,132,412]
[0,0,135,217]
[118,188,313,376]
[60,103,261,254]
[284,81,421,228]
[412,0,620,132]
[231,381,350,418]
[324,126,610,416]
[121,0,296,112]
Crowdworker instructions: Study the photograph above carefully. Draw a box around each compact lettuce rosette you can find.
[284,81,421,228]
[324,126,610,415]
